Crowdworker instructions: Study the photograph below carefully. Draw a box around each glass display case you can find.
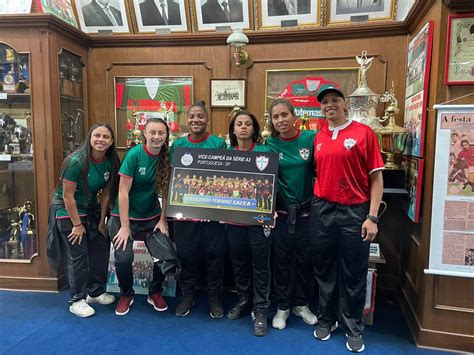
[58,49,85,158]
[0,43,37,261]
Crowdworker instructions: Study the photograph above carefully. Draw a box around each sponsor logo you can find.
[104,171,110,181]
[253,214,272,224]
[299,148,310,160]
[181,153,193,166]
[255,155,269,171]
[139,167,146,175]
[344,138,357,150]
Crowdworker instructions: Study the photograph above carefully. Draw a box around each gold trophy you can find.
[261,111,272,141]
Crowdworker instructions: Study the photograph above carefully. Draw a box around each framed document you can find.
[210,79,246,107]
[445,13,474,85]
[191,0,253,32]
[37,0,78,28]
[167,147,279,226]
[257,0,320,30]
[132,0,191,33]
[328,0,396,25]
[75,0,130,33]
[0,0,32,14]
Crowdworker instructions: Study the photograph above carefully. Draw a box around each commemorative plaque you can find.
[167,147,279,226]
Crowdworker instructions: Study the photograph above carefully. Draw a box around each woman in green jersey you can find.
[49,123,120,318]
[226,111,272,337]
[109,118,171,316]
[266,98,318,330]
[171,101,228,319]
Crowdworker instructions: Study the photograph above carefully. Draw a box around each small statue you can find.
[356,50,374,88]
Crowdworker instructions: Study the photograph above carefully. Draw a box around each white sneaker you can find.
[86,293,116,305]
[292,305,318,325]
[69,299,95,318]
[272,309,290,330]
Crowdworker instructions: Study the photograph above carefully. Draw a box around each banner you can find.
[426,105,474,278]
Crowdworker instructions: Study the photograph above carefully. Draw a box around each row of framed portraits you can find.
[6,0,398,34]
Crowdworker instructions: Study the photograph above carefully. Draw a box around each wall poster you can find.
[426,105,474,279]
[401,156,424,223]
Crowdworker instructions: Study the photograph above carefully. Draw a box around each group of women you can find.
[49,84,384,353]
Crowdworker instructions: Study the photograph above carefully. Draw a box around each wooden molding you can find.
[442,0,474,12]
[405,0,438,33]
[0,274,67,292]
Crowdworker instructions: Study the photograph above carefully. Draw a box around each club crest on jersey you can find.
[104,171,110,182]
[344,138,357,150]
[299,148,310,160]
[263,226,272,238]
[316,143,322,152]
[256,155,269,171]
[139,167,146,175]
[279,152,284,160]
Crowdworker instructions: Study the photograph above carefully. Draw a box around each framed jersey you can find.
[114,76,193,149]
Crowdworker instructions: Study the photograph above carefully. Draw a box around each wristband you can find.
[73,223,82,227]
[366,214,379,224]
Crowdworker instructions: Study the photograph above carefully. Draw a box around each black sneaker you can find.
[227,296,252,320]
[209,297,224,319]
[313,322,338,341]
[175,294,195,317]
[346,334,365,353]
[252,311,268,337]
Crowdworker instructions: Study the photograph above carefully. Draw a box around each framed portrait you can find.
[265,67,359,130]
[36,0,78,28]
[328,0,396,25]
[445,13,474,85]
[114,76,193,149]
[257,0,319,30]
[0,0,32,14]
[210,79,246,107]
[75,0,130,33]
[132,0,191,33]
[191,0,253,32]
[167,147,279,226]
[405,21,434,98]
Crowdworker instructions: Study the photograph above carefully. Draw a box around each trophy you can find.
[261,111,272,141]
[19,201,36,259]
[228,105,242,120]
[63,109,83,155]
[374,84,409,169]
[59,57,68,80]
[347,51,384,130]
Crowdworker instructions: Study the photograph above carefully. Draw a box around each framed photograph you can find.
[403,90,426,158]
[405,21,434,98]
[0,0,32,14]
[132,0,191,33]
[114,76,193,149]
[265,67,359,130]
[401,156,424,223]
[257,0,319,30]
[445,13,474,85]
[210,79,246,107]
[191,0,253,32]
[328,0,396,25]
[167,147,279,226]
[75,0,130,33]
[36,0,78,28]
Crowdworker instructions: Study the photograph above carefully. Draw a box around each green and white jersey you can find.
[170,133,227,161]
[111,144,163,220]
[229,143,272,153]
[55,154,112,218]
[266,130,315,205]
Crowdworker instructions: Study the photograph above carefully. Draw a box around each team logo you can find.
[139,167,146,175]
[104,171,110,182]
[299,148,310,160]
[306,79,321,92]
[256,155,269,171]
[344,138,357,150]
[316,143,322,152]
[279,152,284,160]
[263,226,272,238]
[181,153,193,166]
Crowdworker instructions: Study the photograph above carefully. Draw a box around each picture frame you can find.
[328,0,396,25]
[405,21,434,98]
[191,0,253,32]
[401,156,424,223]
[132,0,191,33]
[36,0,78,28]
[265,67,359,130]
[0,0,32,14]
[444,13,474,85]
[257,0,320,30]
[75,0,130,34]
[210,78,246,107]
[403,90,426,158]
[114,76,193,149]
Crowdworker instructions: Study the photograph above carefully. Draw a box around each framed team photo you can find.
[75,0,130,33]
[132,0,191,33]
[191,0,253,32]
[257,0,320,30]
[328,0,396,25]
[167,147,279,226]
[36,0,78,28]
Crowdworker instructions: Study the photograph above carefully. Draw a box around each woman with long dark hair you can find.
[265,98,318,330]
[108,117,171,316]
[226,111,273,336]
[171,101,228,319]
[49,123,120,317]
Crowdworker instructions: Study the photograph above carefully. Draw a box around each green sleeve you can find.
[62,157,82,183]
[119,149,137,177]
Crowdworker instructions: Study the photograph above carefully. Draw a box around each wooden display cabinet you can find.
[0,16,89,291]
